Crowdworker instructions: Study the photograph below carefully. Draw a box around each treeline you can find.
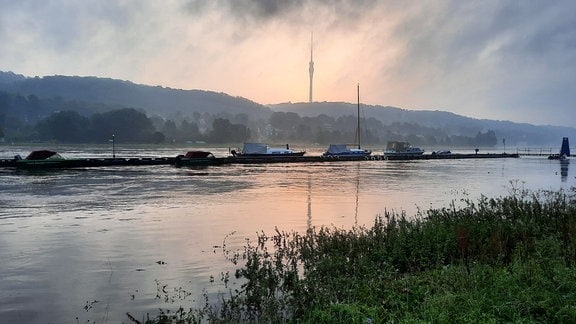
[0,91,497,147]
[35,109,161,143]
[266,111,497,147]
[31,109,251,144]
[25,110,497,147]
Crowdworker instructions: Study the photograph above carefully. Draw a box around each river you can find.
[0,145,573,323]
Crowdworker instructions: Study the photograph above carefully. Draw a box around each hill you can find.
[0,72,272,120]
[269,102,576,147]
[1,71,575,147]
[0,71,26,84]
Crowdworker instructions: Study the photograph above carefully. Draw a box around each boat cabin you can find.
[25,150,63,160]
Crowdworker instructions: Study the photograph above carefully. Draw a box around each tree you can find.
[162,120,178,141]
[474,130,497,147]
[90,108,155,143]
[151,131,165,144]
[180,120,201,142]
[269,112,301,131]
[35,110,90,142]
[208,118,250,143]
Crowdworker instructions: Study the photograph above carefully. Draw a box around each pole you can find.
[112,134,115,158]
[309,32,314,103]
[357,83,361,149]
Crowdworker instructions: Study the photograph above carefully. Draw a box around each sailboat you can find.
[322,84,372,158]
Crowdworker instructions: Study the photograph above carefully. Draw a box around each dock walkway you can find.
[0,157,176,169]
[0,153,521,169]
[384,153,519,161]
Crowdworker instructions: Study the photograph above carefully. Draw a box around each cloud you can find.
[1,0,576,127]
[183,0,379,22]
[381,1,576,125]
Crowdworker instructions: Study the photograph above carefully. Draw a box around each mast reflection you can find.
[307,173,312,229]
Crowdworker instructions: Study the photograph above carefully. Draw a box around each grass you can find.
[134,186,576,323]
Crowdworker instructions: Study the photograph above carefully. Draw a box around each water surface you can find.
[0,145,573,323]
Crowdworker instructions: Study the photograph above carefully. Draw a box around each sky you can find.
[1,0,575,127]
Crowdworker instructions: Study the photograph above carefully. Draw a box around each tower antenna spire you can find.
[308,32,314,103]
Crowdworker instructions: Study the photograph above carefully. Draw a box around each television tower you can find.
[308,32,314,103]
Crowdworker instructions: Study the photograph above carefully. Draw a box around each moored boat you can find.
[322,144,371,158]
[15,150,78,169]
[322,84,372,158]
[232,143,305,157]
[14,150,175,169]
[432,150,451,156]
[384,141,425,157]
[174,151,225,167]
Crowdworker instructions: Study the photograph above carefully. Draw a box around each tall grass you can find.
[138,187,576,323]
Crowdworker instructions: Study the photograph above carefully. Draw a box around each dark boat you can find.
[174,151,225,167]
[14,150,175,169]
[15,150,78,169]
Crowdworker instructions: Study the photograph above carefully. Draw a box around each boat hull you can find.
[322,152,371,158]
[384,141,425,157]
[15,157,175,169]
[384,151,425,157]
[174,158,226,167]
[236,152,306,158]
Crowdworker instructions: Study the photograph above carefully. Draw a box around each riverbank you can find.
[140,186,576,323]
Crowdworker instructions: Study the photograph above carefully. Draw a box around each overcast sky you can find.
[1,0,575,127]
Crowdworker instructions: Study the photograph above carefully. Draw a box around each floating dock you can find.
[0,157,176,169]
[223,153,519,164]
[223,155,376,164]
[0,153,521,169]
[383,153,519,161]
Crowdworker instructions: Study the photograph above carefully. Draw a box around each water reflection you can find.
[307,173,312,229]
[354,163,360,225]
[1,149,575,322]
[560,159,570,182]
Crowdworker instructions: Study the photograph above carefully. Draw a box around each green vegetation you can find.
[137,187,576,323]
[2,72,572,146]
[34,108,161,143]
[1,89,497,146]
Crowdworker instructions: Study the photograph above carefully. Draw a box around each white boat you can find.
[323,144,371,157]
[384,141,425,157]
[322,84,372,158]
[232,143,305,157]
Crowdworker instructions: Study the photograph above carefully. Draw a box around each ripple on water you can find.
[0,148,574,322]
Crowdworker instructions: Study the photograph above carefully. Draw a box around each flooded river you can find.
[0,145,573,323]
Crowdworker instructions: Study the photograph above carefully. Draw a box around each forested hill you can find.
[0,72,271,120]
[269,102,576,147]
[1,71,575,146]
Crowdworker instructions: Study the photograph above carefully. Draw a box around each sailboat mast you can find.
[357,83,361,149]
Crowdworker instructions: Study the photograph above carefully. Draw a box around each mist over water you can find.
[0,145,574,322]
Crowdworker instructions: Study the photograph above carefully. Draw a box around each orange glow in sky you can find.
[2,1,575,127]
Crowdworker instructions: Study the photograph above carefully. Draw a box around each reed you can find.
[138,186,576,323]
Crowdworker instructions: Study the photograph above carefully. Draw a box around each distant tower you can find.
[308,32,314,103]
